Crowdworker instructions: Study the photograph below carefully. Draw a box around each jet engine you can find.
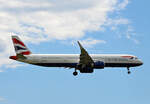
[76,64,93,73]
[80,66,94,73]
[77,61,104,73]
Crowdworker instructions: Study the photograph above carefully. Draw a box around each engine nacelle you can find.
[77,61,104,73]
[80,66,93,73]
[94,61,105,69]
[76,64,93,73]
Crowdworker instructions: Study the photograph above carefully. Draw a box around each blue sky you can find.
[0,0,150,104]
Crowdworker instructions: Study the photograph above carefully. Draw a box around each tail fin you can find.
[12,36,31,55]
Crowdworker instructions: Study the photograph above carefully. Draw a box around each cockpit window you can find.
[130,57,138,60]
[130,57,134,59]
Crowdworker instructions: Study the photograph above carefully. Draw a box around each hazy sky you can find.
[0,0,149,104]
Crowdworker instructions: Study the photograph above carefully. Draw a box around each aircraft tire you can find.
[128,71,131,74]
[73,71,78,76]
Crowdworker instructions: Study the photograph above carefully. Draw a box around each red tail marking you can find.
[12,38,25,47]
[21,51,31,55]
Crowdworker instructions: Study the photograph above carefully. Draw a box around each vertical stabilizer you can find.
[12,36,31,55]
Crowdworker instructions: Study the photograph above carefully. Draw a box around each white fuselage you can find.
[17,54,143,68]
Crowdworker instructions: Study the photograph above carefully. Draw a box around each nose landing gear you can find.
[73,68,78,76]
[127,67,131,74]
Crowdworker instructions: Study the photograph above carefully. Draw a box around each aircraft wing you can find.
[77,41,94,67]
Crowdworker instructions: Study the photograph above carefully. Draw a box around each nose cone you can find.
[139,60,143,66]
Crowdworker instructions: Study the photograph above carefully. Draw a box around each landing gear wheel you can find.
[73,71,78,76]
[128,71,131,74]
[127,67,131,74]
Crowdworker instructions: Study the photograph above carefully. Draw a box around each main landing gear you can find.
[127,67,131,74]
[73,69,78,76]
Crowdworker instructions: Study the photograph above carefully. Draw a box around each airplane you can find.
[9,36,143,76]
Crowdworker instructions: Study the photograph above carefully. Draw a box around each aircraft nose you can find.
[139,60,143,66]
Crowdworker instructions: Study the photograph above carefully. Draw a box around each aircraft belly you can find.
[104,62,141,67]
[29,58,78,68]
[32,63,78,67]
